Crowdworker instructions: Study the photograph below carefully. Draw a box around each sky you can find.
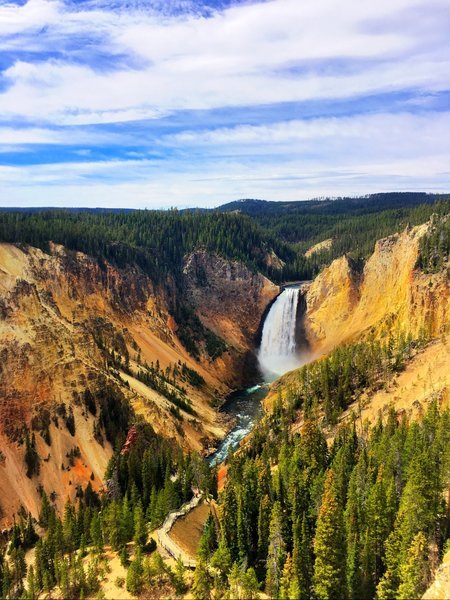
[0,0,449,208]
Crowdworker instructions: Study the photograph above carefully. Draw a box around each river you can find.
[208,384,269,466]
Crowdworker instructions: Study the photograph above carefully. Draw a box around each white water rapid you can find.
[258,286,300,377]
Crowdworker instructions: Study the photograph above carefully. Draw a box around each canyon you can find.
[0,211,448,600]
[0,242,278,526]
[0,217,448,541]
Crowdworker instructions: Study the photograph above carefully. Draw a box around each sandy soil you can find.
[423,549,450,599]
[121,371,169,411]
[304,238,333,258]
[98,549,132,600]
[169,502,212,560]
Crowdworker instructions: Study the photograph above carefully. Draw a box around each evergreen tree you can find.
[397,532,430,600]
[280,553,297,600]
[89,513,103,553]
[24,431,40,478]
[192,559,211,600]
[242,567,261,599]
[173,556,187,595]
[257,494,271,569]
[39,490,53,528]
[265,501,286,598]
[133,500,146,548]
[26,564,37,600]
[210,535,232,579]
[126,547,143,595]
[293,515,312,600]
[313,470,347,600]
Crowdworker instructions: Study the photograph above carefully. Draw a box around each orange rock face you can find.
[304,224,449,355]
[0,243,278,525]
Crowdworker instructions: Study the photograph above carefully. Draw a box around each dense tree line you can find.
[0,195,448,290]
[0,209,291,283]
[201,401,450,600]
[220,194,450,281]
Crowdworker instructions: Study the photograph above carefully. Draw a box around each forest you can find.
[0,193,449,285]
[0,403,216,599]
[202,400,450,600]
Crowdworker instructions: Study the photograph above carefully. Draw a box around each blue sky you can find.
[0,0,449,208]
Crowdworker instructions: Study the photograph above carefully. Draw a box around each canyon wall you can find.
[183,250,279,385]
[0,242,276,525]
[304,223,449,355]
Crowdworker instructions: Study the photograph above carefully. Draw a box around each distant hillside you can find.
[217,192,449,216]
[218,192,450,280]
[1,192,449,283]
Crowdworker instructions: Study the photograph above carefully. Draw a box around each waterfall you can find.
[258,287,300,377]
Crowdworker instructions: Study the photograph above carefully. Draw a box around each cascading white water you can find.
[258,287,300,377]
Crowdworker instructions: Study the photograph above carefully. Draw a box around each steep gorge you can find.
[1,217,448,537]
[0,242,278,526]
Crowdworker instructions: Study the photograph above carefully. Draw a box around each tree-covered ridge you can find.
[275,330,428,426]
[219,193,450,281]
[0,209,292,283]
[202,400,450,600]
[0,193,449,285]
[218,192,449,217]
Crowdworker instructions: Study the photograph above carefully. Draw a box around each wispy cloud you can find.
[0,0,449,206]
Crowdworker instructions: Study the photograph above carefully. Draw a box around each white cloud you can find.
[167,112,450,149]
[1,111,449,206]
[0,0,449,205]
[0,0,448,124]
[0,125,110,145]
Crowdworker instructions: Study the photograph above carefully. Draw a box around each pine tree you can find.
[103,500,122,550]
[126,547,143,595]
[150,551,165,584]
[364,466,396,593]
[26,564,37,600]
[89,513,103,553]
[133,500,146,548]
[296,514,313,599]
[280,553,297,600]
[242,567,260,599]
[313,470,346,600]
[23,513,38,549]
[147,487,158,526]
[397,532,430,600]
[257,494,271,568]
[63,498,77,554]
[39,490,53,528]
[210,536,232,578]
[265,501,286,598]
[192,559,211,600]
[228,562,242,599]
[173,556,187,595]
[25,431,40,478]
[10,546,27,588]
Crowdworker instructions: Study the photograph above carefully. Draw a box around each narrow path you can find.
[155,495,201,568]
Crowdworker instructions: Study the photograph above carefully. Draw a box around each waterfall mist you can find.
[258,287,302,377]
